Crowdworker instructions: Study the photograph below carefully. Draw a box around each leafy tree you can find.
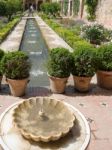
[0,0,7,16]
[40,2,61,17]
[40,2,49,15]
[5,0,22,20]
[86,0,98,20]
[0,0,22,21]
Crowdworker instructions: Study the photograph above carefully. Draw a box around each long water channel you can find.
[20,19,49,87]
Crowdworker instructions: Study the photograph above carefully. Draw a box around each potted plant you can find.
[1,51,31,96]
[72,44,96,92]
[0,49,4,89]
[81,23,112,45]
[47,47,72,93]
[96,44,112,89]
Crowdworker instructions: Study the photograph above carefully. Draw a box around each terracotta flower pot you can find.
[73,76,92,92]
[6,78,29,97]
[0,76,2,90]
[97,70,112,89]
[90,40,101,45]
[48,74,68,93]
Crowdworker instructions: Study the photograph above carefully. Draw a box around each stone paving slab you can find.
[0,19,27,52]
[0,75,112,149]
[34,15,73,52]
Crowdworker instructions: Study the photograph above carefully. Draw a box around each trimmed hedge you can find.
[0,18,19,43]
[0,49,4,75]
[1,51,31,79]
[47,47,73,78]
[96,44,112,71]
[72,43,96,77]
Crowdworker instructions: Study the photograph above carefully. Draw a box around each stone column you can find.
[67,0,71,17]
[71,0,73,16]
[79,0,85,18]
[60,0,63,15]
[62,0,65,15]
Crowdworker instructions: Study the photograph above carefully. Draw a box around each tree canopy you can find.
[40,2,61,17]
[0,0,22,20]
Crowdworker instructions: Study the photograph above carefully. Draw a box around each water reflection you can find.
[30,51,42,55]
[27,40,36,44]
[31,34,36,37]
[30,70,45,76]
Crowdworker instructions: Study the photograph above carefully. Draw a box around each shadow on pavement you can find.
[65,83,112,97]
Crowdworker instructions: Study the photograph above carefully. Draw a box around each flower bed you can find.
[39,13,91,49]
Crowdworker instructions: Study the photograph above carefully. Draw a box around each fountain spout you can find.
[39,109,45,117]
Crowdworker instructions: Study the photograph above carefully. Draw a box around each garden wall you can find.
[96,0,112,29]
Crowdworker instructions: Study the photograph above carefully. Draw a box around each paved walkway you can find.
[0,75,112,150]
[96,0,112,29]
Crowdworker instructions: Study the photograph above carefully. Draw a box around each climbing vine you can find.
[73,0,80,16]
[86,0,98,20]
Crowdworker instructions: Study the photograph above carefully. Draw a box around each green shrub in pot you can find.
[96,44,112,89]
[81,24,112,45]
[1,51,31,96]
[1,51,31,79]
[47,47,73,78]
[47,47,73,93]
[72,44,96,92]
[0,49,4,89]
[0,49,4,76]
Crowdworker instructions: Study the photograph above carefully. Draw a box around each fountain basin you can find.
[0,100,90,150]
[13,97,75,142]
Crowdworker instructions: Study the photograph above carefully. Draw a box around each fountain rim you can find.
[0,98,90,150]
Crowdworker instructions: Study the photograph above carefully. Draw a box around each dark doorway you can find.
[37,1,43,11]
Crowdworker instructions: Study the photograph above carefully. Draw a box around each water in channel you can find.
[20,19,49,87]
